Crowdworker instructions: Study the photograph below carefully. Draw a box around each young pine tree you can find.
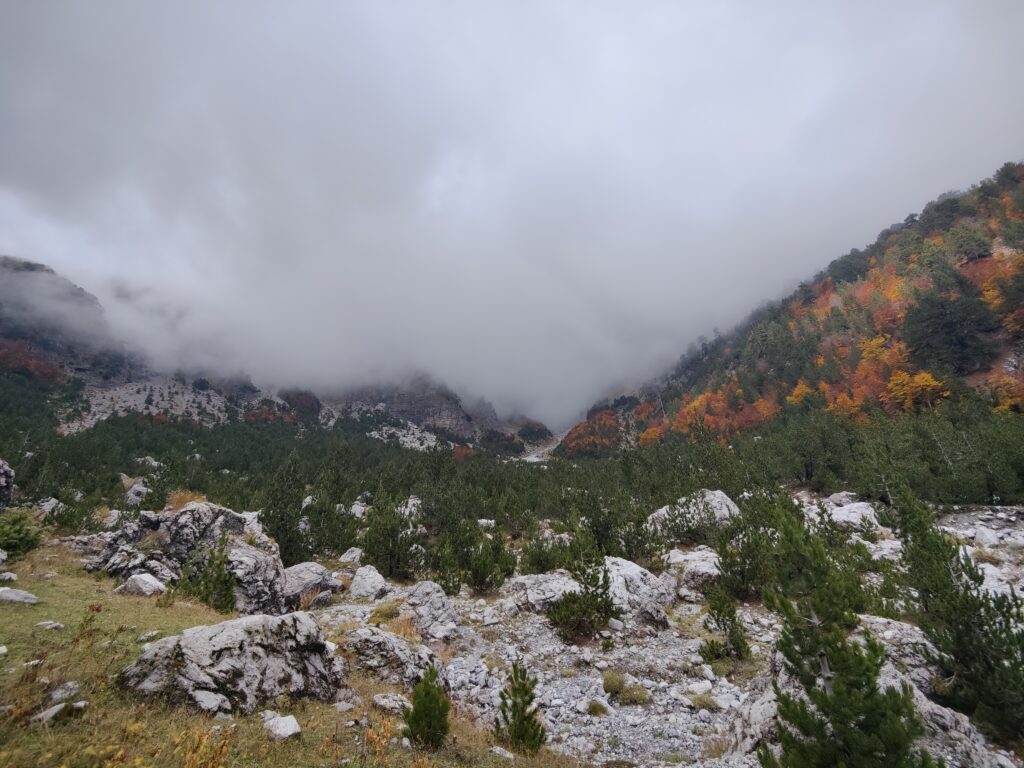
[494,662,547,755]
[403,666,450,749]
[759,514,940,768]
[897,493,1024,742]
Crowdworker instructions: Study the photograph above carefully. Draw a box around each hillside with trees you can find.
[558,162,1024,502]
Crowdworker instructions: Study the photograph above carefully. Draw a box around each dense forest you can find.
[558,162,1024,484]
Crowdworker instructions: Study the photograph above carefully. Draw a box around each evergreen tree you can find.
[259,451,308,565]
[759,513,939,768]
[897,494,1024,742]
[494,662,547,755]
[403,666,450,749]
[363,493,424,580]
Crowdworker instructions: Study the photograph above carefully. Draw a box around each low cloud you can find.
[1,2,1022,427]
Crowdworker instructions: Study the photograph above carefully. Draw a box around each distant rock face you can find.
[0,255,112,354]
[122,612,347,714]
[0,459,13,509]
[72,501,287,614]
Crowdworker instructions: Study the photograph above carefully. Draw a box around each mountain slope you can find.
[0,256,550,454]
[559,161,1024,458]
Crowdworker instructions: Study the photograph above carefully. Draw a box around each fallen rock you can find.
[115,573,168,597]
[648,490,739,536]
[0,587,38,605]
[82,502,287,614]
[826,501,879,529]
[372,692,411,714]
[283,562,343,609]
[500,572,581,613]
[605,557,674,612]
[344,626,440,690]
[48,680,81,704]
[30,700,88,726]
[262,711,301,741]
[403,581,458,641]
[122,612,347,714]
[348,565,391,601]
[339,547,363,564]
[665,546,721,591]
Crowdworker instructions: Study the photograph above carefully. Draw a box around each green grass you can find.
[0,546,582,768]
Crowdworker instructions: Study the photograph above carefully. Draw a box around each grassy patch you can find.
[0,546,581,768]
[618,685,650,706]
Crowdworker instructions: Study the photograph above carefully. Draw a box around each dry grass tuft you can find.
[166,489,207,511]
[369,599,403,624]
[386,613,422,643]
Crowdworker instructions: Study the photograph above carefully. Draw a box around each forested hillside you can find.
[558,162,1024,501]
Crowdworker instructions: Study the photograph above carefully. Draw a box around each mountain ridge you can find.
[557,161,1024,458]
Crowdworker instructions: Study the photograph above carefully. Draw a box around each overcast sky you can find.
[1,2,1022,427]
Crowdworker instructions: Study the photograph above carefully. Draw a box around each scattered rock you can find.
[665,546,721,591]
[826,501,879,529]
[372,692,411,714]
[115,573,168,597]
[262,711,301,741]
[348,565,391,601]
[79,502,287,614]
[339,547,363,564]
[122,612,347,714]
[500,572,581,613]
[283,562,343,609]
[48,680,81,704]
[30,700,88,726]
[490,745,515,760]
[605,556,674,612]
[35,621,64,631]
[0,571,16,582]
[404,581,458,641]
[344,626,440,689]
[0,587,38,605]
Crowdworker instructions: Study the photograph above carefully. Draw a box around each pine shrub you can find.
[759,509,941,768]
[403,666,450,749]
[177,531,236,613]
[700,586,749,660]
[0,508,42,558]
[546,563,620,642]
[493,662,546,755]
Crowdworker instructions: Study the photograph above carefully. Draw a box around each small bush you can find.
[619,685,650,705]
[176,531,236,613]
[0,508,42,559]
[602,670,626,696]
[547,563,620,642]
[702,587,749,659]
[403,666,450,749]
[690,693,719,711]
[493,662,547,755]
[587,700,608,717]
[466,536,516,594]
